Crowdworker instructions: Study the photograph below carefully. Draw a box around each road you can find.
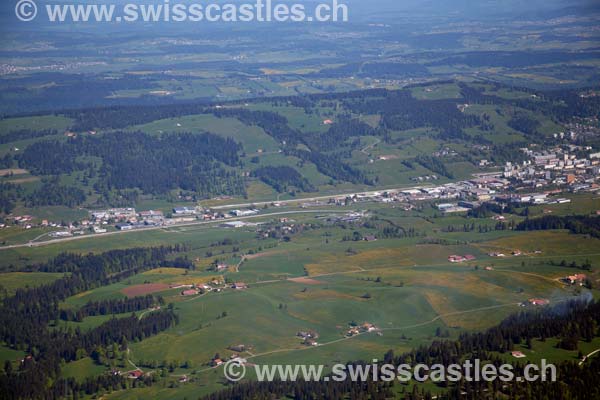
[1,180,441,250]
[0,209,351,251]
[208,183,427,210]
[579,348,600,366]
[361,138,381,155]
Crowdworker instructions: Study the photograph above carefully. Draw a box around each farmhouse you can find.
[216,263,228,272]
[232,282,248,290]
[346,327,360,337]
[511,351,526,359]
[297,330,319,340]
[448,254,476,263]
[563,274,587,286]
[229,344,246,352]
[181,289,199,296]
[127,370,144,379]
[529,298,550,306]
[361,323,378,332]
[210,358,223,367]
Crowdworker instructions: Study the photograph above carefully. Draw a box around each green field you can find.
[2,195,596,399]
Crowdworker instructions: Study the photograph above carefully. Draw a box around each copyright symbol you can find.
[223,359,246,382]
[15,0,37,22]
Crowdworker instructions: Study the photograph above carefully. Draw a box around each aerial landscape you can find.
[0,0,600,399]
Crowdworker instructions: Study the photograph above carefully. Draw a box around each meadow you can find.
[2,196,597,399]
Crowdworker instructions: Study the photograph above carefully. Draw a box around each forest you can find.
[16,131,246,199]
[0,246,184,399]
[252,166,316,193]
[2,81,600,209]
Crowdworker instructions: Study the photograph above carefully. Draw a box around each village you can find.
[1,143,599,246]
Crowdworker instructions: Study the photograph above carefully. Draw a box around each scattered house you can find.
[448,255,466,263]
[484,266,494,271]
[232,282,248,290]
[529,298,550,306]
[211,358,223,367]
[361,323,378,332]
[346,326,360,337]
[563,274,587,286]
[448,254,476,263]
[297,330,319,340]
[179,375,188,383]
[181,289,199,296]
[127,370,144,379]
[512,250,522,256]
[347,322,378,336]
[229,344,246,353]
[511,351,526,359]
[323,119,334,125]
[216,263,228,272]
[363,235,377,242]
[489,252,506,258]
[303,338,318,346]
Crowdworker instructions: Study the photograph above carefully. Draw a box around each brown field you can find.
[121,283,170,297]
[292,289,357,301]
[304,248,418,276]
[289,277,324,285]
[0,168,29,175]
[3,176,40,184]
[245,250,284,260]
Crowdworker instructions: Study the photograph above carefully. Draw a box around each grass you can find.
[0,194,597,399]
[0,272,65,296]
[0,345,26,365]
[0,115,72,136]
[124,114,280,154]
[62,357,108,382]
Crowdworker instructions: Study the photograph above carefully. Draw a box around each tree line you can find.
[517,215,600,239]
[59,294,164,322]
